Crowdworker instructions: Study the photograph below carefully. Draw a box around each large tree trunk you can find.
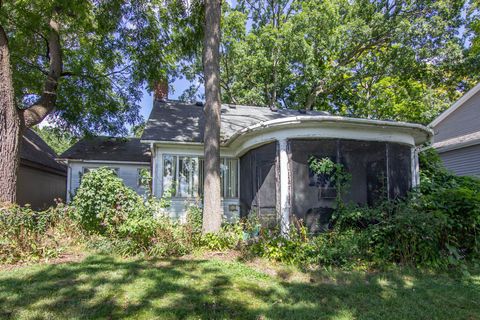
[0,17,62,204]
[202,0,222,233]
[0,25,21,204]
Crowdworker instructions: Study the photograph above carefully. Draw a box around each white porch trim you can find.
[279,138,290,236]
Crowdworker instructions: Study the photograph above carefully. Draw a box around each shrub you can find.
[201,223,244,251]
[246,149,480,270]
[72,167,145,235]
[0,202,81,263]
[249,221,312,265]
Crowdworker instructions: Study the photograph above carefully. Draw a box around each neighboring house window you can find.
[162,155,239,198]
[79,167,118,183]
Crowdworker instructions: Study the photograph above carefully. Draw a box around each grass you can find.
[0,254,479,320]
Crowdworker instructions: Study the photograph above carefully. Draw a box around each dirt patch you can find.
[181,250,242,262]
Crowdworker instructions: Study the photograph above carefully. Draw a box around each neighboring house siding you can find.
[434,93,480,143]
[438,144,480,177]
[67,161,150,200]
[17,164,66,210]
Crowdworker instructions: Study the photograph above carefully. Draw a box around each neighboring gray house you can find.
[430,82,480,177]
[18,129,67,210]
[60,137,151,202]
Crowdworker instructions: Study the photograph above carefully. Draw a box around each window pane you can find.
[229,159,238,198]
[220,158,239,198]
[163,155,177,195]
[199,158,204,196]
[178,156,199,197]
[163,155,238,199]
[221,160,228,198]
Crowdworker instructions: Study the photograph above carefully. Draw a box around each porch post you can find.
[411,147,420,187]
[278,138,290,236]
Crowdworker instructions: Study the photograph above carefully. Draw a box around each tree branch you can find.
[22,18,63,127]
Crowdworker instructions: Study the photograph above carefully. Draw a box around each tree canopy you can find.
[179,0,479,124]
[1,0,186,135]
[33,126,78,154]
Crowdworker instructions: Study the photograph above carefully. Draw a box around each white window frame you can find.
[162,154,240,199]
[80,166,119,183]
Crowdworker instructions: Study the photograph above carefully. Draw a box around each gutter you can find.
[225,116,433,147]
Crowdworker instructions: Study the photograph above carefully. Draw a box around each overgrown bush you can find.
[72,167,146,234]
[0,202,81,263]
[73,168,243,257]
[5,149,476,271]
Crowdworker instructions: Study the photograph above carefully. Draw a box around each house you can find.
[61,84,432,232]
[430,82,480,177]
[60,137,151,202]
[139,87,432,233]
[17,129,67,210]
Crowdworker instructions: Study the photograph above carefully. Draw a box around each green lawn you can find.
[0,254,479,320]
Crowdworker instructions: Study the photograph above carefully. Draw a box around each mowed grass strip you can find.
[0,254,479,320]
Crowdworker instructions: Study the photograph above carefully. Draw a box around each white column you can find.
[411,147,420,187]
[279,138,290,236]
[65,161,71,203]
[150,143,156,197]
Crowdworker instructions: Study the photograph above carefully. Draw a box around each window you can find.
[178,156,200,197]
[221,158,238,198]
[82,167,118,175]
[163,154,177,193]
[80,167,118,183]
[138,168,151,187]
[162,155,239,198]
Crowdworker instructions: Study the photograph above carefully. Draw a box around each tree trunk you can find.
[202,0,222,233]
[0,25,21,204]
[0,17,62,204]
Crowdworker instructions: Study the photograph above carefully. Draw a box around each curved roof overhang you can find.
[225,116,432,157]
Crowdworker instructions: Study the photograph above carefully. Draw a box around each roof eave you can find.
[225,116,433,147]
[429,82,480,128]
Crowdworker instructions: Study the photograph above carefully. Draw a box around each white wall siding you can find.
[163,198,240,223]
[67,161,150,200]
[439,144,480,177]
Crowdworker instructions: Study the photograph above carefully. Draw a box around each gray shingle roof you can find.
[141,100,329,143]
[21,129,67,173]
[60,137,151,163]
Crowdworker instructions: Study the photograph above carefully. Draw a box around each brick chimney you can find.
[153,78,168,102]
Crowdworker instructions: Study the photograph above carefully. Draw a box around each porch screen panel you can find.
[290,139,338,233]
[339,140,387,206]
[239,142,277,221]
[387,143,412,200]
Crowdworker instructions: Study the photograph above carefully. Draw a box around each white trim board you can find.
[433,132,480,153]
[430,82,480,127]
[61,159,150,165]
